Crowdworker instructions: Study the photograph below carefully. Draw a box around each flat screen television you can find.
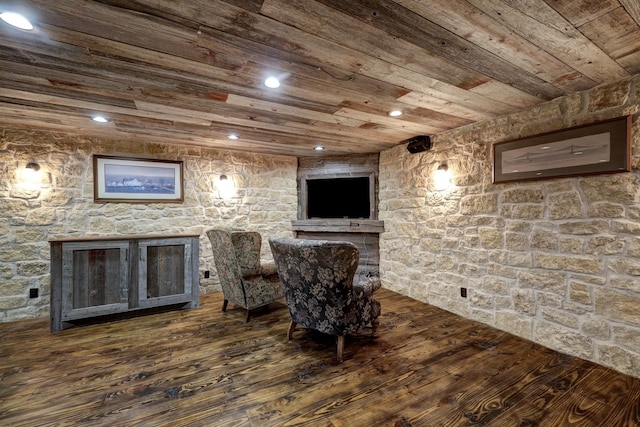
[306,176,371,219]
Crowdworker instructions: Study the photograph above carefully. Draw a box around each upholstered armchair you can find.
[268,237,381,362]
[206,229,283,322]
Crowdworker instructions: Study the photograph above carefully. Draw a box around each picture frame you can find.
[493,116,631,184]
[93,155,184,203]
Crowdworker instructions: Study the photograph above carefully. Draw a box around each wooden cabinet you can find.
[50,234,199,332]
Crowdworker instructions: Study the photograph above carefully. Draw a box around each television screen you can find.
[306,177,370,219]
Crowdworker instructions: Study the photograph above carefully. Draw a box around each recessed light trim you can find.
[0,12,33,30]
[388,110,403,117]
[314,146,324,151]
[227,133,239,140]
[264,77,280,88]
[92,116,109,123]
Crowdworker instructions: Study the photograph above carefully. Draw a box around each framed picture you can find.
[93,155,184,203]
[493,116,631,184]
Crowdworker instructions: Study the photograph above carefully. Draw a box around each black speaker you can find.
[406,135,432,154]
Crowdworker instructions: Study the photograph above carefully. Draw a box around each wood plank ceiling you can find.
[0,0,639,157]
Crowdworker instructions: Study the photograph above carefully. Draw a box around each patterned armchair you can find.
[268,237,381,362]
[206,229,283,322]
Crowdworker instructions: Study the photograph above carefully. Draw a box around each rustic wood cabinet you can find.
[50,234,199,332]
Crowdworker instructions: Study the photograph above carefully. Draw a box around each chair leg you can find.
[245,309,251,323]
[287,321,297,340]
[336,335,345,363]
[371,319,380,335]
[222,299,228,312]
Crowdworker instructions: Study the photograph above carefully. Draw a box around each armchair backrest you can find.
[268,237,360,336]
[230,231,262,276]
[206,229,245,305]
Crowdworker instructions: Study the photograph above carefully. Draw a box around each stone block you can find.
[0,199,29,218]
[500,188,544,204]
[505,232,527,251]
[558,237,584,254]
[541,307,580,329]
[470,290,493,310]
[512,288,535,316]
[585,236,625,255]
[609,276,640,292]
[534,254,603,274]
[495,311,532,339]
[569,282,592,304]
[608,259,640,276]
[595,288,640,327]
[16,262,49,276]
[612,325,640,353]
[460,194,498,215]
[580,174,637,204]
[587,202,625,218]
[482,277,511,295]
[479,228,503,249]
[582,316,610,340]
[534,321,593,359]
[548,193,583,219]
[510,205,545,219]
[588,79,630,112]
[559,220,609,235]
[597,344,640,379]
[518,270,565,293]
[530,229,558,251]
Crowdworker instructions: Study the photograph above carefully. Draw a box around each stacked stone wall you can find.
[379,75,640,378]
[0,129,297,322]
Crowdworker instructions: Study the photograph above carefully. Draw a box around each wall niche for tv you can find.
[293,154,384,276]
[303,173,374,220]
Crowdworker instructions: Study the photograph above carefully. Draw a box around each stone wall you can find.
[0,128,298,322]
[379,74,640,378]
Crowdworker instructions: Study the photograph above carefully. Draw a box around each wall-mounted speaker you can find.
[406,135,432,154]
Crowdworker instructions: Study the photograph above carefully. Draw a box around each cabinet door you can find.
[137,237,194,308]
[61,241,130,320]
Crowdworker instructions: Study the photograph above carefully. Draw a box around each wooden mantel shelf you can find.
[291,219,385,234]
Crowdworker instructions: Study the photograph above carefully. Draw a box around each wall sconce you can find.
[21,161,41,183]
[433,163,452,191]
[217,174,235,199]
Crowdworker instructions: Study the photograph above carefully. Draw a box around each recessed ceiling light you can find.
[92,116,109,123]
[0,12,33,30]
[314,146,324,151]
[264,77,280,88]
[388,110,403,117]
[227,133,239,140]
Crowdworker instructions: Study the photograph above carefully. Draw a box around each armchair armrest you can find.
[354,275,381,296]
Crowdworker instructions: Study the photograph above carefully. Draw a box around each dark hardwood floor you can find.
[1,289,639,426]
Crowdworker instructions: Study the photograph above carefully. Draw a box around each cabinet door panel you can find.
[145,245,185,298]
[62,241,129,320]
[138,238,193,308]
[73,248,123,308]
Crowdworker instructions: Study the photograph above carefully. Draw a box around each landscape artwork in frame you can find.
[493,116,631,184]
[93,155,184,203]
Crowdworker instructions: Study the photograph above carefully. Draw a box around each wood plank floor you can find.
[1,289,639,426]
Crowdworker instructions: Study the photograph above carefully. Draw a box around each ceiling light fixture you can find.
[314,146,324,151]
[264,76,280,88]
[388,110,403,117]
[92,115,109,123]
[0,12,33,30]
[227,133,239,140]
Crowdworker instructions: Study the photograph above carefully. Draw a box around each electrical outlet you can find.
[204,270,210,279]
[29,288,39,298]
[460,287,467,298]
